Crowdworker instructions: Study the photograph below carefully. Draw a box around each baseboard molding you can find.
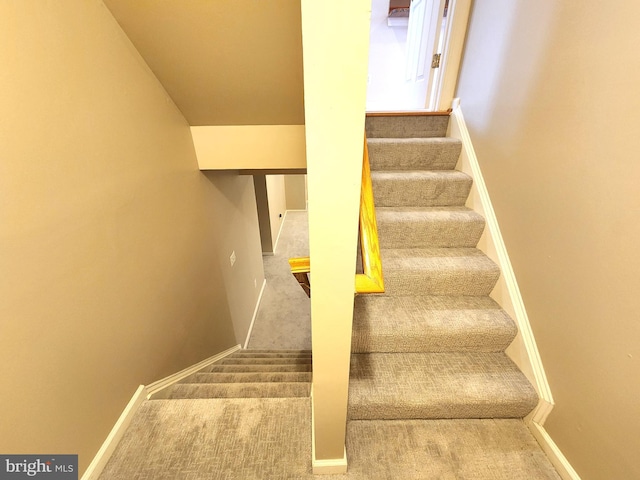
[244,278,267,349]
[449,98,554,415]
[145,344,241,397]
[81,385,147,480]
[528,421,582,480]
[312,451,348,475]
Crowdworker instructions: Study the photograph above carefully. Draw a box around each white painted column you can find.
[300,0,371,474]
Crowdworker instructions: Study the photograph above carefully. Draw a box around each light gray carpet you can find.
[352,295,517,353]
[247,210,311,350]
[99,398,559,479]
[348,352,538,420]
[152,350,312,400]
[365,115,450,138]
[367,137,461,170]
[376,206,485,248]
[372,170,472,207]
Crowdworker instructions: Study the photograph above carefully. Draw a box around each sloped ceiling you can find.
[103,0,305,126]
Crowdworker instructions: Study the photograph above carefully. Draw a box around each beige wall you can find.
[457,2,640,479]
[285,175,308,210]
[0,1,263,474]
[103,0,304,126]
[191,125,306,170]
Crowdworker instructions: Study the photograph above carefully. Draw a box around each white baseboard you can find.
[146,344,241,397]
[244,279,267,349]
[449,99,554,415]
[528,421,582,480]
[312,451,348,474]
[81,385,147,480]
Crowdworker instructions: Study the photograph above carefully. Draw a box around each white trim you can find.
[312,451,348,475]
[528,421,582,480]
[310,385,348,474]
[244,278,267,349]
[448,99,554,413]
[145,344,241,397]
[81,385,147,480]
[272,210,288,254]
[433,0,472,110]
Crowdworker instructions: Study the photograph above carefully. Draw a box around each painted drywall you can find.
[285,175,307,210]
[457,2,640,478]
[204,173,266,344]
[301,0,371,467]
[265,175,287,252]
[103,0,304,126]
[191,125,306,170]
[0,1,263,474]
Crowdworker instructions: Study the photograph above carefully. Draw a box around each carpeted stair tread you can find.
[227,352,312,359]
[344,419,561,479]
[180,372,312,384]
[380,247,500,296]
[348,352,538,420]
[368,137,461,171]
[366,115,449,138]
[155,382,310,399]
[377,206,485,248]
[243,349,311,354]
[352,295,517,353]
[217,357,312,365]
[208,364,312,373]
[99,398,313,480]
[372,170,472,207]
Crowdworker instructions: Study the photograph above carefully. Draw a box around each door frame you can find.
[430,0,472,110]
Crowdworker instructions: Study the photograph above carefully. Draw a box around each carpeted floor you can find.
[247,210,311,350]
[100,398,559,480]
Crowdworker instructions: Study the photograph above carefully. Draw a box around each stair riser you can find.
[368,138,461,171]
[366,115,449,138]
[377,217,485,248]
[158,383,310,399]
[183,372,312,383]
[372,175,472,207]
[208,365,312,373]
[351,331,516,353]
[382,268,499,296]
[218,358,312,365]
[347,403,536,420]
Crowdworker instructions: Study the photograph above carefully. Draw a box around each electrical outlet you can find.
[229,251,236,267]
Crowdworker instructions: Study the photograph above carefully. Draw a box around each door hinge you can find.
[431,53,441,69]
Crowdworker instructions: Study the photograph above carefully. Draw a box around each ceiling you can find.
[103,0,305,126]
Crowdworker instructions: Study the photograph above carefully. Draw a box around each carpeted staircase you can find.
[342,113,559,477]
[350,114,538,421]
[98,114,560,479]
[153,349,312,400]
